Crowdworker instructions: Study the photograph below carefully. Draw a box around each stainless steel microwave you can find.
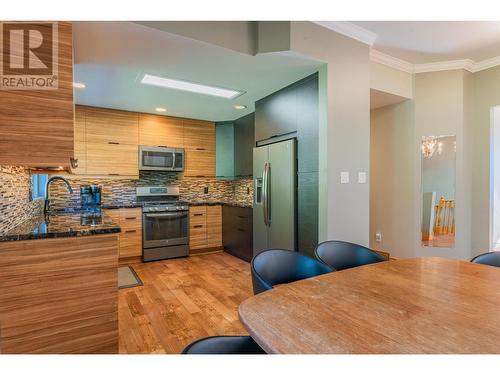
[139,146,184,171]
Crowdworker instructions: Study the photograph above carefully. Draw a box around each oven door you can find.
[143,211,188,249]
[139,147,175,171]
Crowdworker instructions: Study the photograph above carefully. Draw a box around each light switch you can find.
[358,172,367,184]
[340,171,349,184]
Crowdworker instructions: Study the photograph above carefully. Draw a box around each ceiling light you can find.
[141,73,244,99]
[73,82,86,89]
[155,107,167,113]
[234,105,247,110]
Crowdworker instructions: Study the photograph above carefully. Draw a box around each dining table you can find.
[238,257,500,354]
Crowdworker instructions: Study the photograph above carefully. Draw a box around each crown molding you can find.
[371,49,500,74]
[473,55,500,73]
[315,21,377,46]
[370,50,414,73]
[413,59,475,73]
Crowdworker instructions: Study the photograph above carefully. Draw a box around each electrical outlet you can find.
[246,187,250,194]
[375,232,382,243]
[203,186,209,194]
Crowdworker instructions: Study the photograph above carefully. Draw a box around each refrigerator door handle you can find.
[263,162,269,227]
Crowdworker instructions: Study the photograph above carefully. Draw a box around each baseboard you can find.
[189,247,224,256]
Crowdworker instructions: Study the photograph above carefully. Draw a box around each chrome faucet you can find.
[44,175,73,214]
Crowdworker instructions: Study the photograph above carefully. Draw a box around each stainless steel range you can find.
[137,186,189,262]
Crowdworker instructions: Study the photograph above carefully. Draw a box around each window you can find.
[31,174,48,200]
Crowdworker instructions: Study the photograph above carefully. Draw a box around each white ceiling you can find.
[370,89,407,110]
[73,22,321,122]
[353,21,500,64]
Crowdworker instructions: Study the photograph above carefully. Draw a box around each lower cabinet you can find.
[189,205,222,254]
[0,234,119,353]
[103,208,142,259]
[222,205,253,262]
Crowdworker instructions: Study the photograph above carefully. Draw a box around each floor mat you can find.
[118,265,143,289]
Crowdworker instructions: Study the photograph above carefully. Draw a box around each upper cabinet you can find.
[183,119,215,178]
[0,22,74,168]
[139,114,183,148]
[73,105,139,177]
[73,105,217,178]
[215,112,255,180]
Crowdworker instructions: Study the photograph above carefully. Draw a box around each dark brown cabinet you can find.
[222,205,253,262]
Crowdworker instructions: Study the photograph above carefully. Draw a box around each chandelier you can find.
[421,136,443,159]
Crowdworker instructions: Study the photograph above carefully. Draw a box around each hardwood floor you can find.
[118,252,252,354]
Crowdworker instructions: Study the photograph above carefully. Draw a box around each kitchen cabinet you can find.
[0,22,74,168]
[72,108,87,174]
[222,205,253,262]
[184,119,215,177]
[206,205,222,248]
[73,105,139,177]
[215,122,234,179]
[103,208,142,259]
[0,234,119,353]
[234,113,255,177]
[215,112,255,179]
[255,85,297,142]
[139,114,183,148]
[189,205,222,253]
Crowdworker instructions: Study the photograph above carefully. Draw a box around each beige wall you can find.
[370,100,415,258]
[370,69,475,260]
[471,65,500,255]
[370,61,413,99]
[289,22,371,245]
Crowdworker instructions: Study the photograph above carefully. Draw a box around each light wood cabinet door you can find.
[189,206,207,250]
[0,22,74,168]
[139,114,183,148]
[183,119,215,151]
[207,205,222,248]
[86,142,138,177]
[84,107,138,145]
[184,149,215,177]
[72,107,87,174]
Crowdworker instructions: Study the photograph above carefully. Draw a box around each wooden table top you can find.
[238,257,500,354]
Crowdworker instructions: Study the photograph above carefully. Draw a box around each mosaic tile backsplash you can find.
[0,166,44,234]
[47,172,253,210]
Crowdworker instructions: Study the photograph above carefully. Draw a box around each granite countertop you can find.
[101,203,143,209]
[0,211,121,242]
[188,200,253,208]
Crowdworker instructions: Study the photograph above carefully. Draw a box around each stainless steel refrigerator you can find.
[253,138,296,256]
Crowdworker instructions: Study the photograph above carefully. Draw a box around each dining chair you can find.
[314,240,387,271]
[181,335,266,354]
[470,251,500,267]
[251,249,335,295]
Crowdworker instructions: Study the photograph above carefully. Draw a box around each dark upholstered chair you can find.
[314,240,386,271]
[251,249,335,295]
[471,252,500,268]
[181,336,265,354]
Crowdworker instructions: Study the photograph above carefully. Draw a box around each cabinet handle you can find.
[125,230,137,233]
[70,157,78,168]
[109,173,120,176]
[193,225,204,228]
[108,141,120,145]
[237,228,245,232]
[193,213,204,216]
[125,217,137,220]
[196,147,206,151]
[237,215,247,219]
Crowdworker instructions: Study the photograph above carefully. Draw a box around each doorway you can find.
[490,106,500,251]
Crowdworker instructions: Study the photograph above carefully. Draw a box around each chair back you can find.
[182,335,265,354]
[251,249,334,295]
[471,252,500,267]
[314,240,386,271]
